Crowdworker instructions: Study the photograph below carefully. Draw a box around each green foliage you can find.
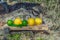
[36,37,45,40]
[7,33,21,40]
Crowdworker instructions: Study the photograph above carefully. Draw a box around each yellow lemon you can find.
[35,18,42,25]
[14,18,22,25]
[28,18,35,26]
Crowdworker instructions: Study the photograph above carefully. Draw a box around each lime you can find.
[7,20,13,26]
[22,20,28,26]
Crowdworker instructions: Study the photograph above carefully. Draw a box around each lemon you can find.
[35,18,42,25]
[28,18,35,26]
[14,18,22,25]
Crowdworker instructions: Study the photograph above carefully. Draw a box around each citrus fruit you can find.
[14,18,22,25]
[28,18,35,26]
[35,18,42,25]
[7,20,13,26]
[15,24,23,28]
[22,20,28,26]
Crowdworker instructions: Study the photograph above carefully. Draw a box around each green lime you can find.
[7,20,13,26]
[22,20,28,26]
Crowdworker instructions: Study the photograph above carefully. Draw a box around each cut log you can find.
[9,24,49,30]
